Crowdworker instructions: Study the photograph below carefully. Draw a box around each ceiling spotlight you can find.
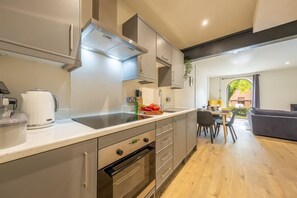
[285,61,290,65]
[202,19,208,26]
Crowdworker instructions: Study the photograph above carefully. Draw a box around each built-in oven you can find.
[97,127,156,198]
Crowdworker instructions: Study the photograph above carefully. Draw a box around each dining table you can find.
[210,110,229,143]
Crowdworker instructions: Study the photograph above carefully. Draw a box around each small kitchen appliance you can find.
[21,89,58,129]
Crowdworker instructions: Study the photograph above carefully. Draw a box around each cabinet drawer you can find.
[156,157,173,189]
[156,130,173,153]
[156,119,173,136]
[156,144,173,171]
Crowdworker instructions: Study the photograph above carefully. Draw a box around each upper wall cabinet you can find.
[122,15,157,83]
[158,47,184,89]
[172,47,184,88]
[0,0,81,71]
[157,34,172,66]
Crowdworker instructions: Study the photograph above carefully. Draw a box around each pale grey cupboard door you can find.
[0,0,80,60]
[0,139,97,198]
[186,111,197,155]
[157,34,172,65]
[172,47,184,88]
[173,115,187,169]
[137,18,157,82]
[122,15,157,82]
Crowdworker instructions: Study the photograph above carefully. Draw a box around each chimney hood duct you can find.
[81,0,148,61]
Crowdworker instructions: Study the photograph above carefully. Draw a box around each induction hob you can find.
[72,113,152,129]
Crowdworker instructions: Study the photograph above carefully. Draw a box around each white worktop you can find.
[0,109,196,164]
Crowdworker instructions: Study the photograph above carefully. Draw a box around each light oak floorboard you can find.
[161,121,297,198]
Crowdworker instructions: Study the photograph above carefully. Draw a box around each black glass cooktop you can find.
[72,113,152,129]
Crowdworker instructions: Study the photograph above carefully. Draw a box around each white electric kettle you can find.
[21,89,58,129]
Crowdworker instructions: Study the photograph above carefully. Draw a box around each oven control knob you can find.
[143,138,149,143]
[116,149,124,156]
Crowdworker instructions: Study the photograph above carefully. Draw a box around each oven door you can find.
[98,145,155,198]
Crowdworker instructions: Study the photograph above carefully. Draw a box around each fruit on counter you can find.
[141,103,160,111]
[141,107,153,111]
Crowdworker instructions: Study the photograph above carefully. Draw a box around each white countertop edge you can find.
[0,109,197,164]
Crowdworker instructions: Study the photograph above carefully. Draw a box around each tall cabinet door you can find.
[137,18,157,82]
[0,139,97,198]
[172,48,184,88]
[0,0,80,65]
[173,114,187,169]
[122,15,156,83]
[157,34,172,65]
[187,111,198,155]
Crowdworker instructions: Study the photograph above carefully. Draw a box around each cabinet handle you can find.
[69,24,74,51]
[161,138,171,144]
[161,168,171,178]
[161,153,172,161]
[158,128,173,136]
[83,152,88,188]
[139,56,143,73]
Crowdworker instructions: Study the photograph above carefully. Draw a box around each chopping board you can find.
[142,110,163,115]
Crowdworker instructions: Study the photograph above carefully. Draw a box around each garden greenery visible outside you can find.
[227,79,252,119]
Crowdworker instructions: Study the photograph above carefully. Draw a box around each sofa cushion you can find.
[253,108,297,117]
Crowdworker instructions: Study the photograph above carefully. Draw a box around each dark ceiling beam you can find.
[182,20,297,61]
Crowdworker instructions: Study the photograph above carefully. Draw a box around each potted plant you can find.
[184,57,193,81]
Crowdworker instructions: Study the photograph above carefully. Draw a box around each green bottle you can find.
[135,98,138,115]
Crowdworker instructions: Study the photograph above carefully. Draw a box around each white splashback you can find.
[0,55,70,118]
[71,49,123,117]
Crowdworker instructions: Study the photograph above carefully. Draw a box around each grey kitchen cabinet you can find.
[122,15,157,83]
[0,0,81,71]
[158,47,184,88]
[172,47,184,88]
[0,139,97,198]
[173,114,187,169]
[186,111,198,155]
[156,118,174,189]
[157,34,172,66]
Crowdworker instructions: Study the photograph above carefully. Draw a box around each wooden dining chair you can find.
[197,111,216,143]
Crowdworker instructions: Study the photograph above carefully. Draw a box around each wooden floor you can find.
[161,120,297,198]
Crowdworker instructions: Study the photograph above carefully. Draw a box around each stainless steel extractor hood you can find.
[81,0,148,61]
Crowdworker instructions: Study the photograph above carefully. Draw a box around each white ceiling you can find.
[194,38,297,77]
[121,0,257,49]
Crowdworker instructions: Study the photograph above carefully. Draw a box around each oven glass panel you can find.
[98,146,155,198]
[113,157,148,197]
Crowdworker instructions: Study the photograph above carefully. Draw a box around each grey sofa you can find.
[248,108,297,141]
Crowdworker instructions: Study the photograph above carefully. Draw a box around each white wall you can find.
[0,55,70,118]
[209,76,252,107]
[195,68,208,108]
[260,67,297,110]
[208,67,297,110]
[193,38,297,109]
[175,66,196,108]
[71,49,123,117]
